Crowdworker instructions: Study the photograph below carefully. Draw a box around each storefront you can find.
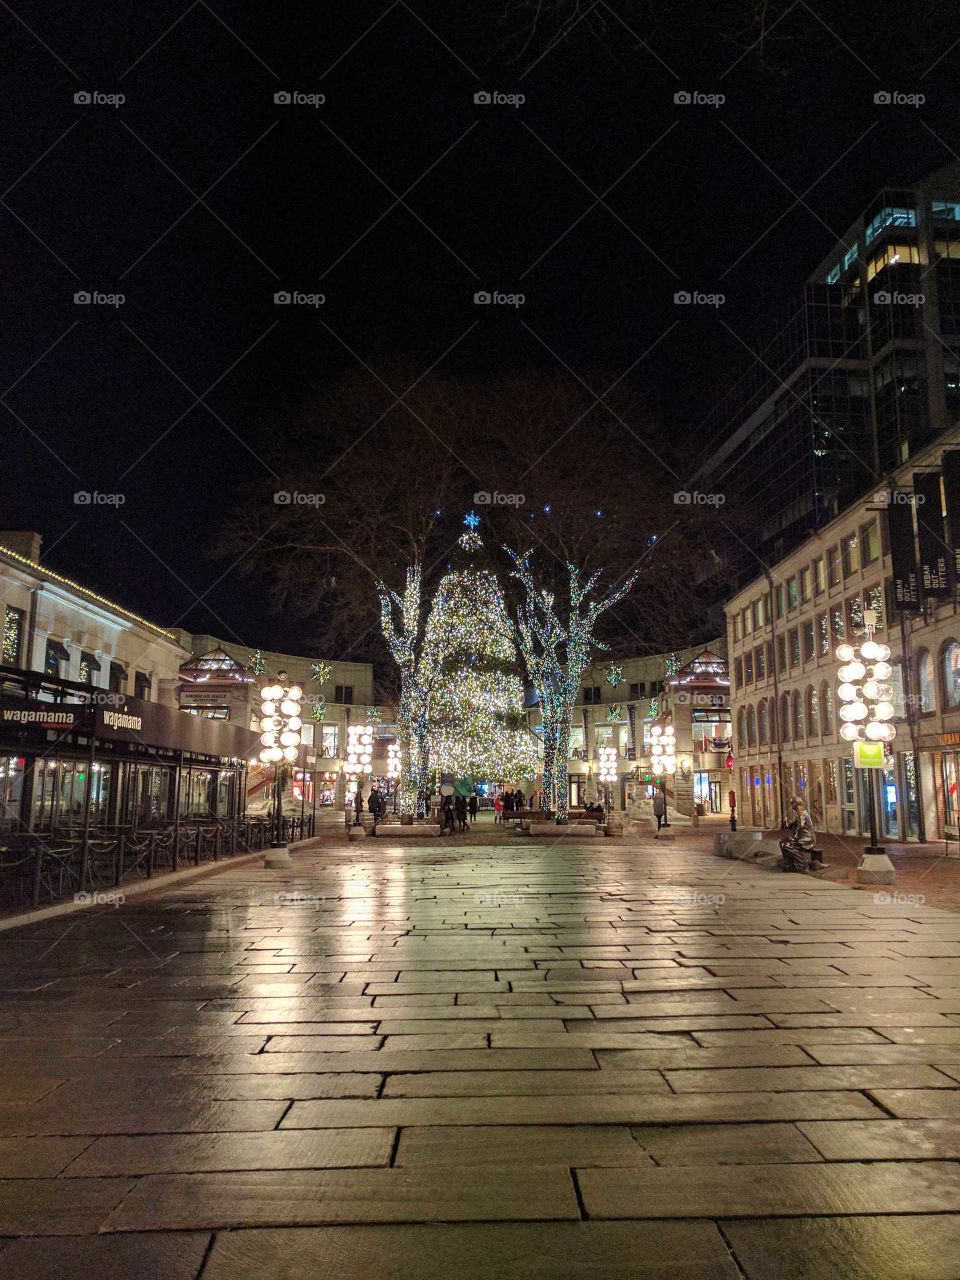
[0,673,256,835]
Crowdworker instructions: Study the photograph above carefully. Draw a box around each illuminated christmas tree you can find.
[422,524,536,781]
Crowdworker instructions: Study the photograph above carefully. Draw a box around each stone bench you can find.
[375,824,442,839]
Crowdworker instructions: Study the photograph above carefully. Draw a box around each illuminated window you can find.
[843,242,859,270]
[860,521,880,565]
[944,642,960,708]
[825,264,841,284]
[918,650,935,713]
[817,614,830,656]
[2,607,24,665]
[841,534,859,578]
[864,207,916,246]
[866,243,920,282]
[933,202,960,221]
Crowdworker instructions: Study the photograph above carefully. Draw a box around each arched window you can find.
[758,699,769,745]
[747,704,757,747]
[737,708,746,749]
[918,649,936,713]
[792,689,805,739]
[806,685,819,737]
[820,681,834,735]
[780,693,791,742]
[944,642,960,707]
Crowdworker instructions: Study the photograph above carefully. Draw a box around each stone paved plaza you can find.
[4,832,960,1277]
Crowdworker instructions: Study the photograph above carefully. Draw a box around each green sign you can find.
[853,740,885,770]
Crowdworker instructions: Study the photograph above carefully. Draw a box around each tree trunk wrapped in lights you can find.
[422,531,537,783]
[506,548,637,823]
[377,566,430,818]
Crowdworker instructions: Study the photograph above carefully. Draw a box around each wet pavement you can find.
[3,831,960,1277]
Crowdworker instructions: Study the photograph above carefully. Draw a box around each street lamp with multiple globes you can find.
[258,670,303,849]
[597,745,618,813]
[344,723,374,824]
[649,721,676,825]
[835,607,896,880]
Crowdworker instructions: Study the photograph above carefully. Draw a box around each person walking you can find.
[493,793,504,824]
[353,786,364,825]
[514,788,525,813]
[454,793,468,832]
[440,794,455,835]
[468,792,478,824]
[652,788,667,834]
[503,790,515,819]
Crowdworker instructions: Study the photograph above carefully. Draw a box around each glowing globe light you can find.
[874,701,895,721]
[835,643,856,662]
[837,682,858,702]
[873,661,893,680]
[838,662,866,682]
[839,723,861,742]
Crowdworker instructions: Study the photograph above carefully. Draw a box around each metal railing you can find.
[0,815,277,912]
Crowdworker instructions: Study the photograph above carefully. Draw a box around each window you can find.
[629,682,640,699]
[820,682,834,735]
[79,651,100,685]
[134,671,151,700]
[2,607,24,665]
[825,758,838,804]
[792,690,805,739]
[777,636,787,673]
[744,652,754,684]
[864,206,916,246]
[789,628,800,667]
[758,700,769,745]
[787,577,799,609]
[780,694,791,742]
[841,534,859,578]
[817,614,830,657]
[320,724,339,756]
[917,650,935,713]
[831,605,845,643]
[846,594,864,637]
[747,705,757,747]
[755,645,766,681]
[806,686,819,737]
[866,242,920,280]
[944,642,960,707]
[803,621,815,662]
[934,201,960,221]
[775,585,784,618]
[825,264,840,284]
[860,521,880,566]
[335,684,353,704]
[753,597,766,629]
[733,615,742,643]
[843,242,859,270]
[800,567,812,603]
[813,558,826,595]
[109,662,126,693]
[737,709,746,748]
[734,657,743,690]
[866,582,886,630]
[827,546,840,588]
[742,607,752,637]
[44,639,68,677]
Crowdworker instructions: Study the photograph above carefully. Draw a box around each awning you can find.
[46,640,70,663]
[85,654,102,671]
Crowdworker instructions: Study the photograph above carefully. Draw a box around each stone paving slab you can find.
[201,1221,741,1279]
[723,1215,960,1280]
[0,1231,211,1279]
[395,1124,654,1166]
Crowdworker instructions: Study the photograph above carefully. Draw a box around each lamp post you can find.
[597,745,618,815]
[835,608,897,885]
[345,723,373,839]
[258,670,303,865]
[649,721,676,826]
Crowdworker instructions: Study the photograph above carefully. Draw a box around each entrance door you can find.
[708,780,721,813]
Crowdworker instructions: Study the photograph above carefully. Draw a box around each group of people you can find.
[493,789,526,822]
[354,786,387,823]
[440,792,479,834]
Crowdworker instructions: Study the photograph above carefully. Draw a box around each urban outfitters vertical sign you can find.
[913,471,951,597]
[886,494,922,612]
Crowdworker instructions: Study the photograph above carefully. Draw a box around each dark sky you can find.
[2,0,959,654]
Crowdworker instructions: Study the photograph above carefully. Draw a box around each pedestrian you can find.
[779,797,828,873]
[503,790,515,818]
[493,793,504,824]
[468,792,478,823]
[368,789,381,825]
[440,794,455,834]
[652,788,667,834]
[354,786,364,824]
[514,788,525,812]
[454,793,468,832]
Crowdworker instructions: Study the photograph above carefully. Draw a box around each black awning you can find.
[86,654,101,671]
[46,640,70,662]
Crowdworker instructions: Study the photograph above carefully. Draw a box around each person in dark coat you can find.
[514,789,525,812]
[440,794,455,834]
[468,793,479,823]
[454,794,468,832]
[354,786,364,823]
[503,790,515,817]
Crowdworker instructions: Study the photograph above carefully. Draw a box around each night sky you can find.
[2,1,959,654]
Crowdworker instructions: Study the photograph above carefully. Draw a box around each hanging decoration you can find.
[607,703,625,723]
[309,695,326,723]
[605,664,623,688]
[366,705,382,725]
[311,660,331,685]
[247,649,266,676]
